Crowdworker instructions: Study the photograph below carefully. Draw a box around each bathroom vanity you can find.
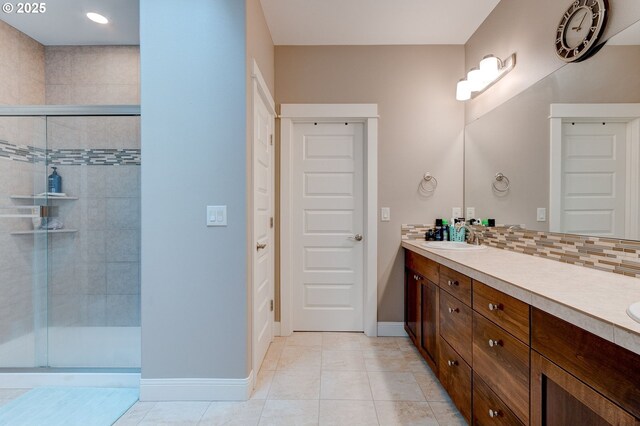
[403,241,640,425]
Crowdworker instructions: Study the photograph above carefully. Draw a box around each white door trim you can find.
[549,103,640,239]
[280,104,378,337]
[250,60,275,378]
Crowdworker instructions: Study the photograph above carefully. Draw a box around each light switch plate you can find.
[537,207,546,222]
[381,207,390,222]
[207,205,227,226]
[466,207,476,219]
[452,207,462,218]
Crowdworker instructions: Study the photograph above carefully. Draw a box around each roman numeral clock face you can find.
[555,0,608,62]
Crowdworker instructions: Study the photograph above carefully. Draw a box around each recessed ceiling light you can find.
[86,12,109,24]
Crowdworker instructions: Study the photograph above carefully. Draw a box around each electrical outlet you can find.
[466,207,476,219]
[452,207,462,218]
[537,208,547,222]
[381,207,391,222]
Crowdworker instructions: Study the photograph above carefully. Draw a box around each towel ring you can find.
[492,173,510,193]
[419,173,438,193]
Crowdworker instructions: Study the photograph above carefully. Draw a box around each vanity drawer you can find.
[439,290,472,365]
[439,265,472,306]
[473,312,530,425]
[439,337,472,423]
[473,280,530,344]
[473,373,524,426]
[405,250,439,284]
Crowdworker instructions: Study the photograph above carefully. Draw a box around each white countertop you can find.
[402,239,640,355]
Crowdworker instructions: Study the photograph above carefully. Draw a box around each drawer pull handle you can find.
[448,307,459,314]
[488,339,502,348]
[447,280,458,286]
[488,409,501,418]
[488,303,502,311]
[447,360,458,367]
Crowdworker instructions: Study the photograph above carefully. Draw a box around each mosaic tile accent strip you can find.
[0,139,46,163]
[403,224,640,278]
[48,148,141,165]
[0,140,140,165]
[401,224,433,240]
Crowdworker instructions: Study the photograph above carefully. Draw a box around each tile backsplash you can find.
[402,224,640,278]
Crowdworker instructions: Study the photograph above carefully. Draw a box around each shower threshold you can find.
[0,367,140,389]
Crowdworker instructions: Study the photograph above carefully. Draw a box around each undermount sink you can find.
[627,302,640,324]
[422,241,487,251]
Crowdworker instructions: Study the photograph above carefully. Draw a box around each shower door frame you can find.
[0,105,141,388]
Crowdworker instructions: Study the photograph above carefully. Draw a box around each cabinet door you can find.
[420,279,438,369]
[531,351,640,426]
[404,268,420,342]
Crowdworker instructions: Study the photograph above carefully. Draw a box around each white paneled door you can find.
[561,121,627,237]
[253,79,274,374]
[291,122,364,331]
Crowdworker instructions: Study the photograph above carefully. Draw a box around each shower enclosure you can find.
[0,106,141,374]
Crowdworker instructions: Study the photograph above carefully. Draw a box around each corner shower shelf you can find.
[11,229,78,235]
[10,195,78,201]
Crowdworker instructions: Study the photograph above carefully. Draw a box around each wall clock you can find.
[555,0,608,62]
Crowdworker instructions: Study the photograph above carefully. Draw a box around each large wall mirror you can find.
[464,19,640,240]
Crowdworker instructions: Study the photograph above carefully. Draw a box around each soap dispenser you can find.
[48,167,62,194]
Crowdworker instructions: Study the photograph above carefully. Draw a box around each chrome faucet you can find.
[454,222,480,245]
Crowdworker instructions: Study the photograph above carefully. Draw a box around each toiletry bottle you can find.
[426,229,435,241]
[442,220,449,241]
[48,167,62,194]
[434,219,443,241]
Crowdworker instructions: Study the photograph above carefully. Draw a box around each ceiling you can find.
[0,0,139,45]
[260,0,501,45]
[1,0,500,47]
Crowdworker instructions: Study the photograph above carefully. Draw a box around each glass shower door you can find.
[0,115,49,368]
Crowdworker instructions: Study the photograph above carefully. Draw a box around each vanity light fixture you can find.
[456,53,516,101]
[86,12,109,24]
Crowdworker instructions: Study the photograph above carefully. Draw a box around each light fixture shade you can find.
[86,12,109,24]
[467,67,484,92]
[480,55,500,82]
[456,79,471,101]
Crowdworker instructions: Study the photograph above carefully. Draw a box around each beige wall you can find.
[45,46,140,105]
[465,0,640,123]
[0,20,44,105]
[275,45,465,321]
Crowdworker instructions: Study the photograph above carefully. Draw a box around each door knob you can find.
[354,234,363,241]
[256,242,267,250]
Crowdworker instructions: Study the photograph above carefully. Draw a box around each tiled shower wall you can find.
[43,45,141,330]
[402,224,640,278]
[0,19,141,359]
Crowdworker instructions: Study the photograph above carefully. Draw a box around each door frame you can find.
[280,104,378,337]
[549,103,640,239]
[250,60,275,376]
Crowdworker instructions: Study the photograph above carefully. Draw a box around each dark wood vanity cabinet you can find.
[404,247,640,426]
[404,251,440,372]
[404,270,420,342]
[420,279,439,369]
[531,308,640,426]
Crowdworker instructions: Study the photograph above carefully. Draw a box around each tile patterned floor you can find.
[0,333,465,425]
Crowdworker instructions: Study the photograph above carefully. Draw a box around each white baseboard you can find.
[377,322,408,337]
[140,371,254,401]
[0,372,140,388]
[273,321,281,336]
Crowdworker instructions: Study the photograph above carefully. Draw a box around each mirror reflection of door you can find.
[560,121,628,237]
[549,105,640,240]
